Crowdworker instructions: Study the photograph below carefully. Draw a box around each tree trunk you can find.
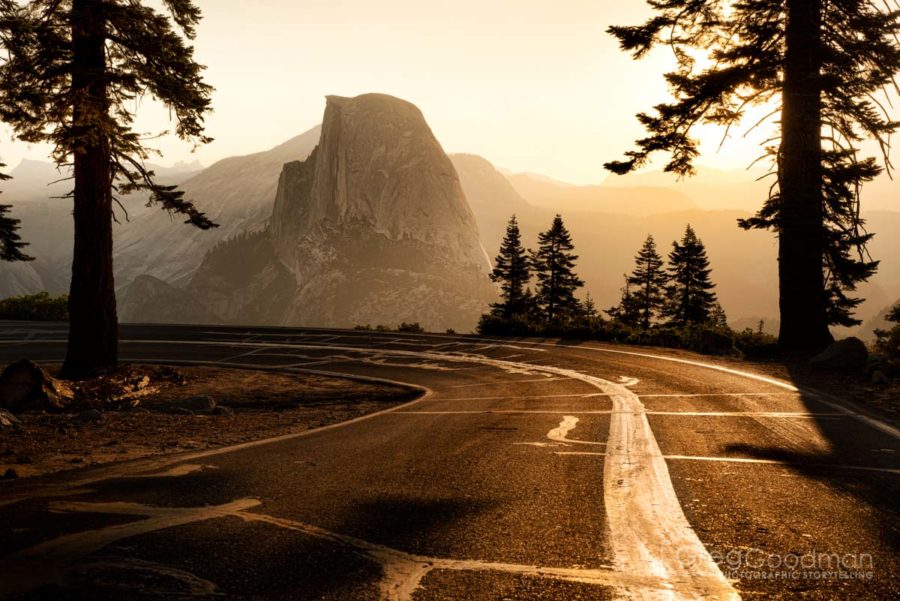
[777,0,833,351]
[60,0,117,379]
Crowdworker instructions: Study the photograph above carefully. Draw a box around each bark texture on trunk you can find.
[61,0,117,379]
[777,0,833,350]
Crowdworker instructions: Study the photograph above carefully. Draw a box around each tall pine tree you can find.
[0,1,215,378]
[664,225,718,327]
[490,215,532,318]
[627,235,668,329]
[0,166,31,262]
[604,0,899,349]
[532,215,583,322]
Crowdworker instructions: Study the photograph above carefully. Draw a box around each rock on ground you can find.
[0,360,74,413]
[809,337,869,371]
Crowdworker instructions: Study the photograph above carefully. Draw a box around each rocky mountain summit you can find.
[180,93,495,331]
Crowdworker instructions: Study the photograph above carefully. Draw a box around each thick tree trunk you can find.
[60,0,117,379]
[777,0,833,351]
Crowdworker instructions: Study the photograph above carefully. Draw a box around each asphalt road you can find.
[0,322,898,600]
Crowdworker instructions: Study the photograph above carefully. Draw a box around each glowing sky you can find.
[0,0,888,187]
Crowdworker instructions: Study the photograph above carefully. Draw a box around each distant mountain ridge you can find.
[506,172,698,216]
[175,94,495,331]
[2,102,898,333]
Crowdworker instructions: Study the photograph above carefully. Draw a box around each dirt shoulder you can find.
[0,364,418,480]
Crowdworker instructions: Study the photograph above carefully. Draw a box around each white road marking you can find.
[106,340,738,600]
[237,508,661,600]
[474,338,900,440]
[646,411,845,418]
[397,410,615,415]
[547,416,605,446]
[555,452,900,476]
[440,392,609,401]
[394,410,844,420]
[639,392,799,398]
[0,499,260,598]
[618,376,640,387]
[8,499,668,601]
[124,464,216,478]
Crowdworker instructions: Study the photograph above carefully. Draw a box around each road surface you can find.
[0,323,898,600]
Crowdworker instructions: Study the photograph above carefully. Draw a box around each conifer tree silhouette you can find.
[490,215,532,318]
[0,166,30,262]
[664,226,718,327]
[532,215,583,323]
[626,235,668,329]
[0,0,214,377]
[605,0,899,348]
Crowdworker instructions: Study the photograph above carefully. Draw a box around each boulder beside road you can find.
[809,337,869,371]
[0,360,74,413]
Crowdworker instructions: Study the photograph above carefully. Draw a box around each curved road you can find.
[0,323,898,600]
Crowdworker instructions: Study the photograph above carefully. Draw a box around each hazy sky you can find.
[0,0,891,187]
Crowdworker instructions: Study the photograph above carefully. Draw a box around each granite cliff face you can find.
[118,275,218,324]
[188,94,495,331]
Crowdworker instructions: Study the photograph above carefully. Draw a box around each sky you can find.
[0,0,892,189]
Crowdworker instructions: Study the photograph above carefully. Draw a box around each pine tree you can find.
[710,302,729,331]
[606,274,642,327]
[0,166,31,262]
[583,293,598,319]
[0,1,215,378]
[874,303,899,363]
[532,215,583,322]
[604,1,899,349]
[490,215,532,318]
[627,235,668,329]
[664,226,718,327]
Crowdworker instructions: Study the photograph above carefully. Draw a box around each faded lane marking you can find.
[124,464,216,478]
[639,392,800,398]
[237,509,663,601]
[399,410,614,415]
[439,392,609,401]
[617,376,640,387]
[9,499,667,601]
[396,410,845,419]
[449,375,561,388]
[0,499,259,598]
[647,411,844,418]
[556,452,900,476]
[11,340,737,600]
[127,340,739,600]
[547,415,605,446]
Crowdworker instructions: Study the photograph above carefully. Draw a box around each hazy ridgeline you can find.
[1,97,898,337]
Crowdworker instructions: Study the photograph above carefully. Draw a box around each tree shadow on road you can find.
[721,363,900,554]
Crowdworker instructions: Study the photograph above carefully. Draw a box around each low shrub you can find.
[397,322,425,334]
[0,292,69,321]
[476,312,787,358]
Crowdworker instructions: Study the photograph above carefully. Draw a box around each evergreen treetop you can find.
[628,235,668,329]
[490,215,532,318]
[664,225,718,327]
[532,215,583,322]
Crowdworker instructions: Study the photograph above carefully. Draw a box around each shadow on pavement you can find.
[722,362,900,555]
